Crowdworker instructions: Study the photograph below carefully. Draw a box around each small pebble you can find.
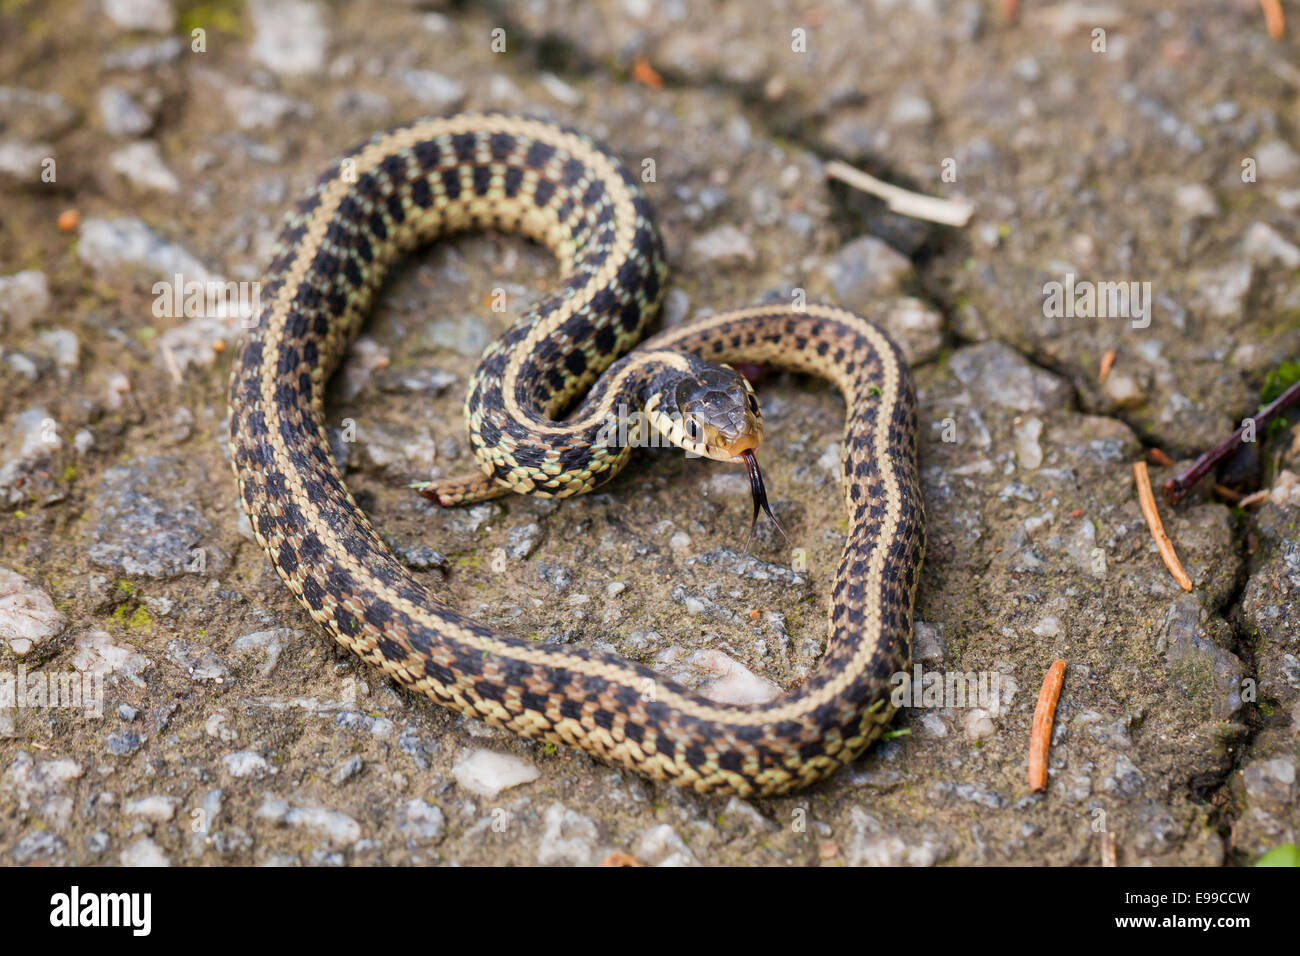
[452,750,539,798]
[119,837,170,867]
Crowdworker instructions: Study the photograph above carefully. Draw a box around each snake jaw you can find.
[741,449,789,553]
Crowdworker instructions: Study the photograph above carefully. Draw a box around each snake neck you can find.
[461,347,709,498]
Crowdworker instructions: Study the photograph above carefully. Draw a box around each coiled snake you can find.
[228,113,924,796]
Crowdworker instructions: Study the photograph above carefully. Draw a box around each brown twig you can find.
[1163,378,1300,505]
[1148,447,1175,467]
[1100,831,1117,867]
[1028,659,1067,793]
[1261,0,1285,39]
[1239,488,1272,509]
[1212,483,1245,504]
[159,341,184,386]
[1135,462,1193,591]
[630,56,663,90]
[1098,348,1116,383]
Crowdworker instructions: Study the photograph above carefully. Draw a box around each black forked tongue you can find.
[741,449,789,553]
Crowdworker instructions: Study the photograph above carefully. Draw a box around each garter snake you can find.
[228,113,925,796]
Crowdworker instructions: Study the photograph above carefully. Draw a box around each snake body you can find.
[228,114,925,796]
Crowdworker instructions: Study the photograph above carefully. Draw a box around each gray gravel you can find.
[86,456,225,579]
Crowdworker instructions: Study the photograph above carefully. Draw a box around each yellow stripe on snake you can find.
[228,113,925,796]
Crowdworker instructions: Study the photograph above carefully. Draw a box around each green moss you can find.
[111,603,153,631]
[1256,842,1300,867]
[1260,360,1300,405]
[176,0,246,38]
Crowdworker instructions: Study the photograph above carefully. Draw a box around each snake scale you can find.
[228,113,925,796]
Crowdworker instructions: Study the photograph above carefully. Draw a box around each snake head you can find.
[662,364,763,463]
[648,362,786,549]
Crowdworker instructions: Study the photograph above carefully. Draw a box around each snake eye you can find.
[684,418,702,442]
[748,394,759,414]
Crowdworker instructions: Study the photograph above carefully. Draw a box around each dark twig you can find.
[1162,378,1300,506]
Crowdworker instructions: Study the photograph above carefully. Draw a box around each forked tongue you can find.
[742,449,789,553]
